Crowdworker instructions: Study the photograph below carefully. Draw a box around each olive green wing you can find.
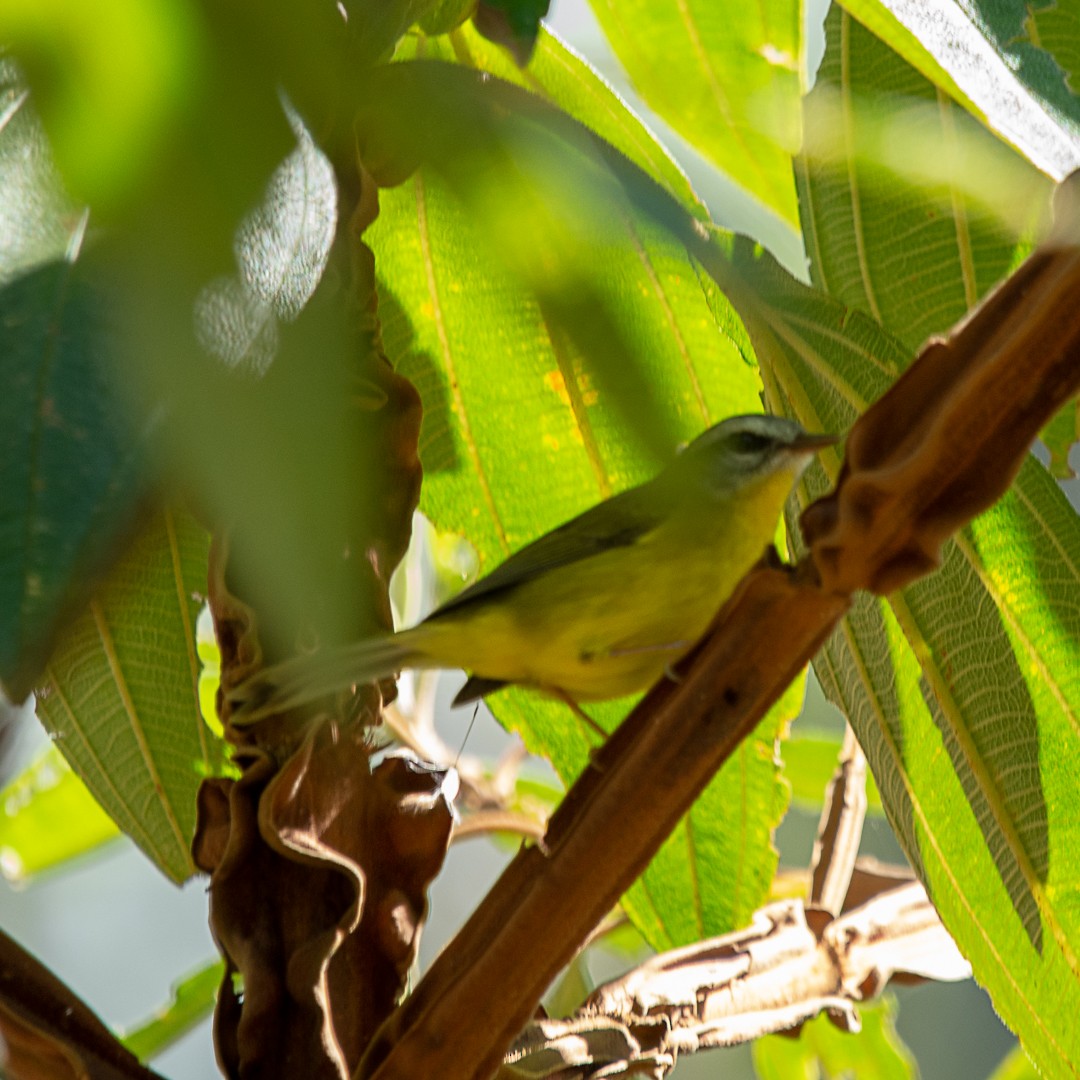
[428,483,663,621]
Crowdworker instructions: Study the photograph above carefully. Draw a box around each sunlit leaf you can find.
[753,996,915,1080]
[797,7,1050,355]
[35,509,219,883]
[989,1042,1040,1080]
[584,0,803,227]
[0,745,119,882]
[730,16,1080,1058]
[835,0,1080,179]
[1042,399,1078,480]
[0,0,200,206]
[784,726,882,813]
[729,224,1080,1080]
[417,23,704,216]
[194,99,337,376]
[364,46,806,946]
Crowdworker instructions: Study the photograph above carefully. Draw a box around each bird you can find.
[228,413,836,723]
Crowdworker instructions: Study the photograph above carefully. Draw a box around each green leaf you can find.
[0,259,150,702]
[753,996,915,1080]
[784,726,882,813]
[35,509,219,883]
[621,683,802,951]
[788,23,1080,1073]
[735,38,1080,1055]
[731,227,1080,1079]
[121,959,224,1062]
[193,99,338,377]
[583,0,803,227]
[797,6,1050,355]
[989,1042,1039,1080]
[1023,3,1080,98]
[420,24,705,216]
[365,47,803,946]
[0,744,119,882]
[0,0,200,207]
[834,0,1080,179]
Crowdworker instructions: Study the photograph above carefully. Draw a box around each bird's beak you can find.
[789,431,840,453]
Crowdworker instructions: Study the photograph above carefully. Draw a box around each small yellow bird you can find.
[230,414,835,722]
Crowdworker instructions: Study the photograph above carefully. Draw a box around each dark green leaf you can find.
[0,259,149,702]
[473,0,550,64]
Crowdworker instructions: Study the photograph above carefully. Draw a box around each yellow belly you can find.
[413,472,794,700]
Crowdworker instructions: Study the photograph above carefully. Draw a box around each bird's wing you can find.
[429,484,663,620]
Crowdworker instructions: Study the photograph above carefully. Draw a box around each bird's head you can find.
[675,414,838,497]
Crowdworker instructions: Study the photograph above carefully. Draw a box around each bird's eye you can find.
[730,431,772,454]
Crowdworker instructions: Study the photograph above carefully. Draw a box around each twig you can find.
[810,724,868,915]
[498,870,969,1079]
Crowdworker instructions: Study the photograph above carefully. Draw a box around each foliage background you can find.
[1,0,1077,1076]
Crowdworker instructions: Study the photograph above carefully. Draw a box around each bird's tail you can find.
[227,630,430,724]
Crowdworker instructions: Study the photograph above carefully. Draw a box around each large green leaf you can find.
[834,0,1080,180]
[797,7,1050,354]
[35,509,218,883]
[0,259,150,702]
[732,240,1080,1078]
[415,24,704,217]
[367,37,802,946]
[742,17,1080,1066]
[583,0,803,227]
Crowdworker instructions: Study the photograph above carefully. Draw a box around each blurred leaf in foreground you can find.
[0,258,151,703]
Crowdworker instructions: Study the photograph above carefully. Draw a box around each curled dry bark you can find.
[195,177,444,1078]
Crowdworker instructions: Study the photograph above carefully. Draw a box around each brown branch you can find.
[810,725,868,915]
[451,810,548,844]
[356,216,1080,1079]
[0,927,165,1080]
